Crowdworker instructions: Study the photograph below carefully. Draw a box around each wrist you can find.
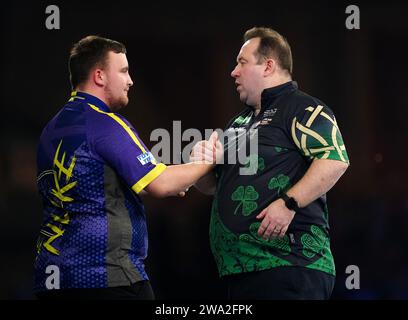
[280,193,300,212]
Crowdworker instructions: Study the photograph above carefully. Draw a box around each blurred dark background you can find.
[1,0,407,299]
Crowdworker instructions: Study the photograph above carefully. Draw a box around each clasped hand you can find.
[190,131,223,164]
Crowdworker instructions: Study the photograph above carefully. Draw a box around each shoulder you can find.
[84,103,133,128]
[82,104,140,147]
[280,89,336,120]
[289,89,328,109]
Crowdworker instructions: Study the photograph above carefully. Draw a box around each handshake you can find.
[189,131,224,165]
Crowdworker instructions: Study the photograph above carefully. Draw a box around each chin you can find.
[110,98,128,111]
[240,97,249,105]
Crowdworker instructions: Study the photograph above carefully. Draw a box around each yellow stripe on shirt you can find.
[87,103,146,153]
[132,163,167,194]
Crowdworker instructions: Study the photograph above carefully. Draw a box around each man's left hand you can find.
[256,199,295,240]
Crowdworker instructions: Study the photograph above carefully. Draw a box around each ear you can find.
[93,68,105,87]
[264,58,276,77]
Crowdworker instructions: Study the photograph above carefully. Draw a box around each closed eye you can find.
[237,58,247,66]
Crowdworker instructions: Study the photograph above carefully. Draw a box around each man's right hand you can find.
[190,131,223,164]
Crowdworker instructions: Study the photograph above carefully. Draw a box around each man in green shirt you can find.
[192,27,349,299]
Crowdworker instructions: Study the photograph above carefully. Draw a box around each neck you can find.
[253,74,292,114]
[76,84,110,109]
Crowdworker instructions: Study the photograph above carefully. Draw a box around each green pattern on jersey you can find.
[302,225,335,275]
[233,114,252,126]
[274,146,288,153]
[247,222,291,255]
[231,186,259,216]
[210,197,291,276]
[291,105,349,163]
[244,155,265,173]
[268,174,291,196]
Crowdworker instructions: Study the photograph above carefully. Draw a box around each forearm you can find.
[194,171,216,195]
[146,163,214,197]
[286,159,349,208]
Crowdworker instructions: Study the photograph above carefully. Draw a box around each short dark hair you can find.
[68,35,126,89]
[244,27,293,75]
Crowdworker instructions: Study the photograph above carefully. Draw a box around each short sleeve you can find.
[290,104,349,163]
[89,107,166,194]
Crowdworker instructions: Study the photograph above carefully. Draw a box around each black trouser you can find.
[35,280,155,300]
[224,267,335,300]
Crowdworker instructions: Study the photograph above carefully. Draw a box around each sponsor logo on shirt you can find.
[258,107,277,126]
[137,152,155,165]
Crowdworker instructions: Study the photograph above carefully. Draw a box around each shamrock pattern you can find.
[302,225,335,275]
[231,186,259,216]
[268,174,291,196]
[244,155,265,173]
[274,146,289,153]
[210,196,292,276]
[301,225,329,259]
[246,222,291,255]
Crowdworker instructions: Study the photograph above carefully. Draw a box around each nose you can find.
[128,75,134,87]
[231,65,239,78]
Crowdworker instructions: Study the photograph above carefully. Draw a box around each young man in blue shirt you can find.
[35,35,220,300]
